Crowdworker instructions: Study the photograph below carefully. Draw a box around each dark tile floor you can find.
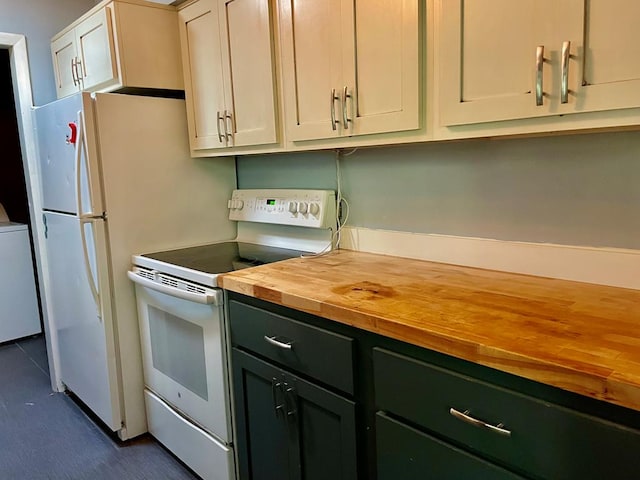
[0,335,199,480]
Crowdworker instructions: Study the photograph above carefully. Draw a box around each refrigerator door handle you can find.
[75,110,103,221]
[79,217,102,320]
[75,110,85,217]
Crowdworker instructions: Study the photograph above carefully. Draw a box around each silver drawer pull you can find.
[264,335,293,350]
[449,408,511,437]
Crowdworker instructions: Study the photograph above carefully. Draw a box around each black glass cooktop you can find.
[141,241,308,275]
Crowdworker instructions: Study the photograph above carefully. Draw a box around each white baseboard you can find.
[340,227,640,290]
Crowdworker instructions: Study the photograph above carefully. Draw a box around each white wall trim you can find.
[341,226,640,290]
[1,33,62,390]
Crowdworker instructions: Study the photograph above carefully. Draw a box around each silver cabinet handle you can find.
[561,40,571,104]
[342,86,352,129]
[224,110,234,142]
[71,58,78,86]
[264,335,293,350]
[449,408,511,437]
[535,45,545,106]
[216,111,225,143]
[75,58,83,81]
[330,88,340,131]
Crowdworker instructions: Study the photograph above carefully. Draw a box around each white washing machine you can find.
[0,203,41,343]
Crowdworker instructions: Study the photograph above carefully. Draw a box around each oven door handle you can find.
[127,271,221,305]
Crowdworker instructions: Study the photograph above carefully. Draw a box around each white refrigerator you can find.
[35,92,237,439]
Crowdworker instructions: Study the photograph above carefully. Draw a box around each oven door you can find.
[128,270,231,443]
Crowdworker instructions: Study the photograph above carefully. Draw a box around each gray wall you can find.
[237,130,640,250]
[0,0,96,106]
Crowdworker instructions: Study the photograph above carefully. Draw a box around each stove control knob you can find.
[298,202,308,214]
[309,203,320,216]
[288,201,298,213]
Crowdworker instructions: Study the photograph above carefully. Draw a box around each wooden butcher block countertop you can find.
[220,249,640,412]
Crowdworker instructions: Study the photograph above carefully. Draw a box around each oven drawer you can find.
[229,299,354,395]
[374,347,640,479]
[145,389,234,480]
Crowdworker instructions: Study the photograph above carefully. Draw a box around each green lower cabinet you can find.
[373,347,640,480]
[228,293,640,480]
[232,348,291,480]
[232,348,358,480]
[376,413,525,480]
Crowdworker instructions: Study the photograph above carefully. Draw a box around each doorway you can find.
[0,48,30,224]
[0,33,60,392]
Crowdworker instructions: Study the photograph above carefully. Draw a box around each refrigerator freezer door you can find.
[43,211,121,430]
[35,93,99,216]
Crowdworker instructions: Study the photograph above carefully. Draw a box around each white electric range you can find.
[128,189,336,480]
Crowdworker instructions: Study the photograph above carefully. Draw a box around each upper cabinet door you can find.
[51,29,80,99]
[218,0,278,148]
[279,0,344,141]
[76,7,118,92]
[345,0,420,137]
[574,0,640,114]
[439,0,556,126]
[179,0,227,150]
[179,0,278,151]
[280,0,420,141]
[439,0,640,126]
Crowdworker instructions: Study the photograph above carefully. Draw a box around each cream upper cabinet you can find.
[52,7,117,97]
[74,8,118,93]
[279,0,420,142]
[439,0,580,125]
[51,0,183,99]
[574,0,640,114]
[438,0,640,127]
[178,0,278,151]
[51,30,80,99]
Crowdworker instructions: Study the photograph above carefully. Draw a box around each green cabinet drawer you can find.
[376,412,525,480]
[374,347,640,480]
[229,299,355,395]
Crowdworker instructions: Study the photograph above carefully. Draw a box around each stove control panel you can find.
[228,189,336,229]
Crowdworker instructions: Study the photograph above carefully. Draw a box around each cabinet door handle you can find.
[342,86,352,130]
[535,45,545,106]
[284,383,297,419]
[330,88,340,131]
[216,111,225,143]
[75,58,83,81]
[561,40,571,104]
[264,335,293,350]
[224,110,234,143]
[449,408,512,437]
[271,378,284,417]
[71,58,79,86]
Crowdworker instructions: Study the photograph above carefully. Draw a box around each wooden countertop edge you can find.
[220,276,640,412]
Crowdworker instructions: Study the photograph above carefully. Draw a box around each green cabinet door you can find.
[232,348,358,480]
[232,347,292,480]
[376,413,526,480]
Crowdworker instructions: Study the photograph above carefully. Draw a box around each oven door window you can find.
[148,306,208,400]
